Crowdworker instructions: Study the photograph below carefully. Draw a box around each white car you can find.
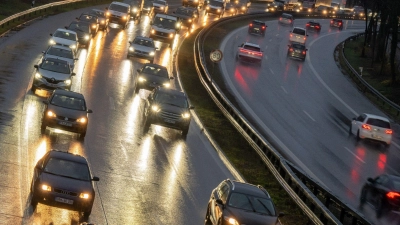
[289,27,308,44]
[127,36,158,63]
[153,0,168,14]
[42,45,78,71]
[350,113,393,147]
[49,28,79,53]
[236,42,263,65]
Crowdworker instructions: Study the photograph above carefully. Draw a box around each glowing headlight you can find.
[169,33,174,38]
[49,39,56,45]
[47,111,57,118]
[224,217,239,225]
[160,7,164,10]
[323,10,327,14]
[151,105,160,112]
[151,29,155,34]
[230,9,234,11]
[106,12,110,16]
[188,19,192,22]
[308,8,311,12]
[64,79,72,85]
[122,16,127,20]
[194,0,198,2]
[70,44,77,49]
[163,82,170,88]
[138,77,147,82]
[84,35,90,40]
[79,193,90,199]
[296,9,299,12]
[241,6,245,10]
[149,51,155,56]
[92,25,96,29]
[206,6,210,10]
[101,20,105,24]
[360,13,364,16]
[41,184,52,192]
[332,11,335,14]
[77,117,87,123]
[129,47,134,51]
[182,112,190,118]
[132,8,138,12]
[35,72,42,79]
[217,9,221,12]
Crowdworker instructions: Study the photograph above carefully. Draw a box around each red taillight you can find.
[250,23,253,27]
[386,129,393,135]
[362,124,371,130]
[289,48,293,52]
[339,22,342,25]
[240,49,262,56]
[262,26,265,29]
[302,51,306,54]
[306,24,310,26]
[387,192,400,199]
[279,17,282,20]
[290,34,293,37]
[330,20,333,23]
[289,19,292,23]
[303,37,306,40]
[316,26,320,29]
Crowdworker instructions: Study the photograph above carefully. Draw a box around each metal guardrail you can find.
[341,34,400,118]
[194,12,372,225]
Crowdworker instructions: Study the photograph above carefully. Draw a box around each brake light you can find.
[386,129,393,134]
[387,192,400,199]
[303,37,306,40]
[239,49,262,56]
[306,24,309,26]
[330,20,333,23]
[362,124,371,130]
[250,23,253,27]
[339,22,342,25]
[290,34,293,37]
[302,51,306,54]
[316,26,320,29]
[262,26,266,29]
[289,48,293,52]
[279,17,282,20]
[289,19,292,23]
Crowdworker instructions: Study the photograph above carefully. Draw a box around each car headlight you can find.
[64,79,71,85]
[224,217,239,225]
[296,9,299,12]
[84,35,90,40]
[132,8,138,12]
[230,9,234,11]
[129,47,134,51]
[77,117,87,123]
[92,25,96,29]
[217,9,221,12]
[241,6,245,10]
[323,10,327,14]
[206,6,210,10]
[138,77,146,82]
[151,29,155,34]
[49,39,56,45]
[149,51,155,56]
[188,19,192,22]
[106,12,110,16]
[70,44,77,49]
[163,82,170,88]
[41,184,52,192]
[122,15,127,20]
[35,72,42,79]
[182,112,190,118]
[47,111,57,118]
[151,105,160,112]
[79,193,90,199]
[169,33,174,38]
[160,7,164,10]
[100,20,105,24]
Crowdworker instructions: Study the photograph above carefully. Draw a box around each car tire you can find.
[83,208,92,218]
[359,187,367,208]
[30,180,38,211]
[182,127,189,138]
[80,131,86,139]
[348,125,352,136]
[376,196,386,218]
[356,130,361,142]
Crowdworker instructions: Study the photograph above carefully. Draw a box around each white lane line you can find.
[344,147,365,163]
[109,96,115,110]
[269,68,275,74]
[281,86,288,94]
[275,34,279,36]
[108,69,113,78]
[303,110,316,122]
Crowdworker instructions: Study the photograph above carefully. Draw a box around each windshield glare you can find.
[69,23,89,32]
[41,60,71,74]
[133,38,155,47]
[153,17,177,29]
[142,66,168,77]
[47,47,74,59]
[44,157,90,181]
[50,94,87,111]
[54,30,76,41]
[228,192,276,216]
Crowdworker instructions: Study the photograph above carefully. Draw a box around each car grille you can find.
[55,115,77,122]
[54,188,78,197]
[44,77,64,84]
[160,111,180,120]
[155,30,169,37]
[55,43,70,48]
[134,50,149,55]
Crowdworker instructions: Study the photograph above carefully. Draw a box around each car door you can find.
[352,114,366,134]
[368,175,389,206]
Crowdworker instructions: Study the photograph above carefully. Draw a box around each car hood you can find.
[140,72,169,84]
[52,37,76,46]
[38,69,71,81]
[209,5,223,9]
[70,29,90,37]
[48,104,87,119]
[226,207,278,225]
[152,25,175,33]
[44,55,74,67]
[157,102,188,114]
[109,10,128,16]
[174,13,191,20]
[132,44,155,52]
[39,172,92,193]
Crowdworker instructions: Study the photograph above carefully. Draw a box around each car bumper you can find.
[128,50,155,61]
[33,79,71,91]
[238,54,262,62]
[359,129,391,145]
[33,189,93,212]
[248,28,265,35]
[288,51,306,60]
[149,32,175,43]
[147,113,190,131]
[42,118,87,134]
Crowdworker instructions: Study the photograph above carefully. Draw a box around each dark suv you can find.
[135,63,173,93]
[248,20,267,36]
[205,179,284,225]
[305,20,321,32]
[330,18,343,30]
[143,87,194,138]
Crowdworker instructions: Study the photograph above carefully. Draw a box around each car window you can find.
[144,1,153,7]
[366,118,390,128]
[51,94,87,111]
[109,4,129,13]
[154,92,188,108]
[142,66,168,77]
[154,0,166,5]
[153,17,178,29]
[47,47,73,59]
[375,175,389,185]
[209,0,224,6]
[293,28,306,35]
[92,10,105,18]
[292,43,305,49]
[228,192,276,215]
[243,45,261,52]
[252,21,265,26]
[44,157,91,181]
[217,182,229,201]
[54,30,77,41]
[134,38,155,47]
[176,8,192,15]
[69,23,90,32]
[41,60,71,74]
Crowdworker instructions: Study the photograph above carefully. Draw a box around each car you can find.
[289,27,308,44]
[236,42,263,65]
[360,174,400,218]
[49,28,79,53]
[233,0,249,14]
[326,6,335,15]
[224,2,238,16]
[182,0,205,8]
[89,9,109,30]
[330,18,343,30]
[106,1,131,28]
[65,21,92,48]
[305,20,321,32]
[153,0,168,14]
[149,13,181,46]
[127,36,158,63]
[129,0,144,20]
[173,6,199,29]
[315,5,327,14]
[287,42,307,61]
[266,1,283,12]
[248,20,267,36]
[142,0,154,16]
[31,58,75,93]
[278,13,294,26]
[142,86,193,137]
[205,179,284,225]
[42,45,78,71]
[40,89,93,138]
[135,63,173,93]
[30,149,99,217]
[350,113,392,147]
[205,0,225,18]
[76,13,99,36]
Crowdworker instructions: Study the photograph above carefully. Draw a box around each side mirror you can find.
[216,199,224,205]
[367,177,374,183]
[76,17,79,20]
[189,106,195,109]
[306,34,309,36]
[87,109,93,113]
[34,65,39,69]
[352,117,356,120]
[92,176,100,181]
[50,33,53,36]
[306,49,308,51]
[42,100,49,104]
[278,212,285,217]
[71,72,76,76]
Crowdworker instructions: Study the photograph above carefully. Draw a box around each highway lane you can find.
[219,18,400,224]
[0,3,238,224]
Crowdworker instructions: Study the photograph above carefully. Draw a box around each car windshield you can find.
[228,192,276,216]
[153,17,177,29]
[209,0,223,7]
[252,21,265,26]
[109,4,129,13]
[282,14,292,19]
[176,8,192,15]
[40,60,71,74]
[144,1,153,7]
[50,94,87,111]
[155,92,188,108]
[142,65,168,77]
[133,38,154,47]
[79,14,96,23]
[47,47,74,59]
[53,30,76,41]
[44,157,91,181]
[292,43,305,49]
[293,28,306,35]
[130,0,141,6]
[91,10,106,18]
[154,0,166,5]
[69,23,90,32]
[366,118,391,128]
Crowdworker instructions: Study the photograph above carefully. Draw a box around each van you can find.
[150,14,181,47]
[106,1,131,28]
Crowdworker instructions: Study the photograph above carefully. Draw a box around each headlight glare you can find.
[133,8,138,12]
[70,44,77,49]
[101,20,105,24]
[64,79,71,85]
[151,105,160,112]
[151,29,155,34]
[149,51,155,56]
[169,33,174,38]
[163,82,170,88]
[182,112,190,118]
[138,77,146,82]
[79,193,90,199]
[188,19,192,22]
[47,111,56,117]
[84,35,90,40]
[123,16,127,20]
[35,72,42,79]
[77,117,87,123]
[41,184,52,191]
[217,9,221,12]
[129,46,134,51]
[92,25,96,29]
[224,217,239,225]
[49,39,56,45]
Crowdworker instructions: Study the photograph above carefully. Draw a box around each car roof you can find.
[364,113,390,122]
[293,26,306,31]
[47,45,73,51]
[281,13,293,17]
[110,1,130,7]
[156,86,186,97]
[243,42,261,48]
[48,149,88,164]
[154,13,178,20]
[52,89,85,99]
[231,180,270,198]
[252,20,265,25]
[55,28,77,35]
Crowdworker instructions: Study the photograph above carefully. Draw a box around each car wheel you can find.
[356,130,361,142]
[83,208,92,218]
[30,180,38,211]
[182,126,189,138]
[348,125,352,136]
[80,131,86,139]
[376,196,386,218]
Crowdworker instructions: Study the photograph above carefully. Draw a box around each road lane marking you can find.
[344,147,365,163]
[303,110,315,122]
[281,86,288,94]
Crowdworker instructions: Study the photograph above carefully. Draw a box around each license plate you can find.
[164,119,175,124]
[59,121,72,127]
[310,25,314,27]
[55,197,73,205]
[371,133,382,139]
[254,28,259,30]
[295,50,300,53]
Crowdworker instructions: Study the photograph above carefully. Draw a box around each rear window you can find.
[252,21,265,26]
[292,43,305,49]
[243,45,261,52]
[282,14,292,19]
[292,28,306,35]
[366,118,391,128]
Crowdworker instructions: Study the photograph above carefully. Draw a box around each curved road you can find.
[220,18,400,224]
